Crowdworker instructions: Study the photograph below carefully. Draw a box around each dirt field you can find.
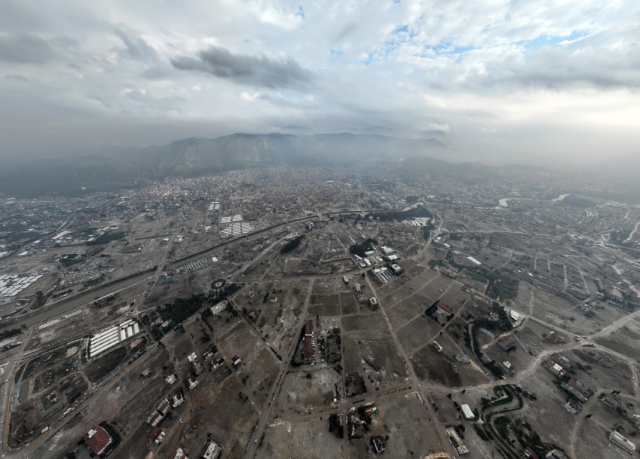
[350,393,446,458]
[256,417,343,459]
[595,319,640,363]
[396,315,442,353]
[411,344,462,387]
[277,367,341,412]
[386,291,433,329]
[341,313,388,333]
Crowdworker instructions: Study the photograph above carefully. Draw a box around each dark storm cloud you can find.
[114,27,159,62]
[171,46,312,89]
[0,34,53,64]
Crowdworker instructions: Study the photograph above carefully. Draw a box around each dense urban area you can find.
[1,161,640,459]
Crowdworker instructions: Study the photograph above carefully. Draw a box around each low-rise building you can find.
[545,449,569,459]
[303,320,314,362]
[156,398,171,415]
[84,426,112,456]
[210,300,228,315]
[460,404,475,420]
[147,427,163,443]
[172,393,185,408]
[497,336,517,352]
[203,441,222,459]
[437,303,454,317]
[610,430,636,453]
[563,379,593,403]
[171,446,189,459]
[371,436,386,454]
[146,411,164,427]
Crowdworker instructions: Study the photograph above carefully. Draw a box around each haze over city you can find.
[1,0,639,165]
[2,3,640,459]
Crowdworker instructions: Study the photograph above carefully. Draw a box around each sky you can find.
[1,0,639,165]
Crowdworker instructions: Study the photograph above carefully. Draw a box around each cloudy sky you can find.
[1,0,639,164]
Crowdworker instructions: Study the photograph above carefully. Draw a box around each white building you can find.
[610,431,636,453]
[461,404,475,420]
[203,442,222,459]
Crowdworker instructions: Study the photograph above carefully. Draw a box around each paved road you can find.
[1,329,37,457]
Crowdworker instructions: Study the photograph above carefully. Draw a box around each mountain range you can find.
[0,132,485,197]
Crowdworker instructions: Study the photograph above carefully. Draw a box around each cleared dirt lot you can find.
[277,367,341,412]
[396,315,442,353]
[595,319,640,363]
[421,274,456,299]
[574,412,631,459]
[570,349,635,395]
[218,320,281,409]
[256,417,343,459]
[153,375,259,459]
[359,337,409,391]
[386,291,433,329]
[341,313,388,333]
[349,393,446,458]
[340,292,358,314]
[411,343,462,386]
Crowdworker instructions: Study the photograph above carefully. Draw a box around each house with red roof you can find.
[84,425,112,455]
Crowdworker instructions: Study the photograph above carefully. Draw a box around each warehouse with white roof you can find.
[88,319,141,359]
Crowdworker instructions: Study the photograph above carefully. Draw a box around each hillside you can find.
[0,133,447,197]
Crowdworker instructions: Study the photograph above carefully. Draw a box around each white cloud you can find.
[0,0,638,163]
[426,123,450,134]
[240,91,260,101]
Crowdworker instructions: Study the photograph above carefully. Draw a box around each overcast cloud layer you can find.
[1,0,639,164]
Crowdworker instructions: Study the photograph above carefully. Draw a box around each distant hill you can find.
[0,133,446,197]
[400,156,494,184]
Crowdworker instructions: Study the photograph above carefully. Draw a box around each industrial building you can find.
[88,319,140,359]
[303,320,314,362]
[444,426,470,455]
[381,246,394,255]
[467,256,482,265]
[372,267,395,284]
[563,379,593,403]
[210,300,228,315]
[0,273,43,297]
[460,404,475,420]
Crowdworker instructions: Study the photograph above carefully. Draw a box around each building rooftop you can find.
[84,426,112,455]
